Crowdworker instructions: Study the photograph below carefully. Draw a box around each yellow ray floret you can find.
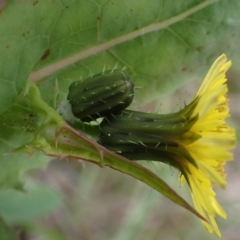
[180,54,236,237]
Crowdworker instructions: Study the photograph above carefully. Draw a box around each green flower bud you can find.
[67,70,134,122]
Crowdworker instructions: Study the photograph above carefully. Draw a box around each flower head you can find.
[177,54,236,237]
[99,54,236,237]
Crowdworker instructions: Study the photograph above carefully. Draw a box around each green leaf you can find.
[0,153,50,189]
[0,217,17,240]
[0,0,239,225]
[0,185,63,224]
[0,0,57,113]
[31,0,240,107]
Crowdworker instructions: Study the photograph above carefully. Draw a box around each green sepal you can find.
[99,109,199,169]
[101,108,198,136]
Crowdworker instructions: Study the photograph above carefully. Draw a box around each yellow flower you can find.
[99,54,236,237]
[177,54,236,237]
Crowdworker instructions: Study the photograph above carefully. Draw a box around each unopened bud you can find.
[67,70,134,122]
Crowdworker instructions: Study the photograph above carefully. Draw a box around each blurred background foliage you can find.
[0,0,239,239]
